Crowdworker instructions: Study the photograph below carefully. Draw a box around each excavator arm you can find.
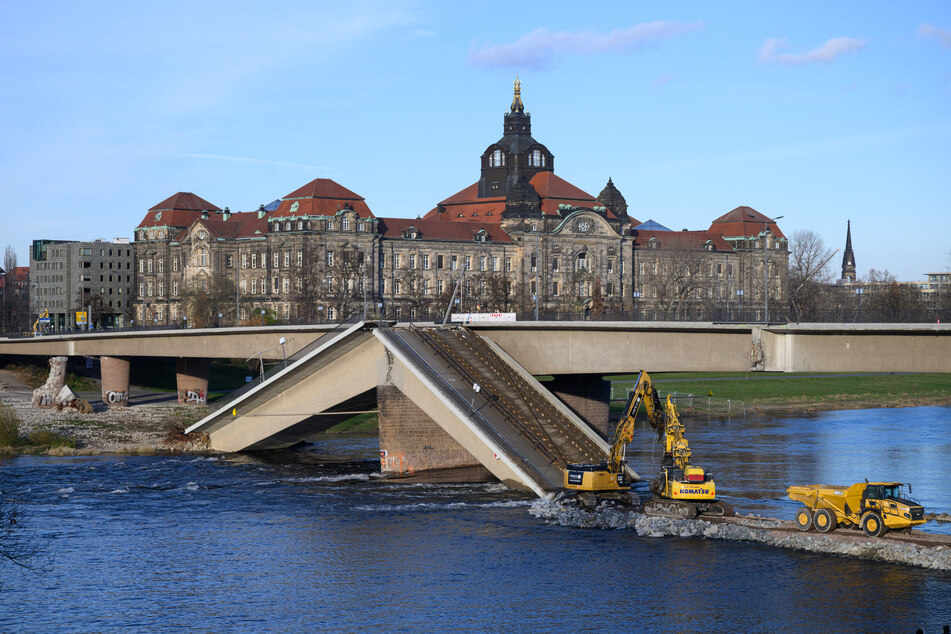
[607,371,666,472]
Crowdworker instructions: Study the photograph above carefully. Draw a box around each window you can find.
[342,218,350,231]
[489,149,505,167]
[273,252,279,267]
[283,251,289,267]
[529,149,545,167]
[327,220,334,231]
[147,281,153,297]
[437,279,444,294]
[492,256,500,272]
[465,256,471,270]
[423,255,430,270]
[575,253,589,271]
[395,280,402,294]
[242,253,248,269]
[531,222,537,232]
[530,253,537,272]
[552,257,559,272]
[282,278,289,293]
[506,257,512,272]
[480,256,486,271]
[251,253,257,268]
[357,222,364,232]
[394,253,401,268]
[607,259,614,274]
[437,255,444,269]
[552,281,559,296]
[226,255,234,268]
[273,222,280,232]
[273,277,279,293]
[450,255,458,271]
[423,279,430,294]
[297,220,304,230]
[409,254,417,269]
[158,258,165,273]
[173,282,179,296]
[172,257,179,272]
[139,282,144,296]
[251,278,257,294]
[138,260,144,273]
[327,251,334,267]
[531,281,537,295]
[240,279,247,293]
[284,222,291,231]
[158,281,164,297]
[147,259,153,273]
[606,283,614,296]
[297,251,303,266]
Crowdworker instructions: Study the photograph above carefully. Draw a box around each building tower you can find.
[841,220,856,281]
[477,78,554,198]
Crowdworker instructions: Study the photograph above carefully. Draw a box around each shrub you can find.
[27,429,75,449]
[0,404,20,446]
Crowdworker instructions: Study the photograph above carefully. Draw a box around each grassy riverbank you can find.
[608,372,951,414]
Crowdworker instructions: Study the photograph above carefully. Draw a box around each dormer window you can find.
[285,222,291,231]
[489,149,505,167]
[327,220,334,231]
[357,222,364,232]
[342,218,350,231]
[273,222,280,232]
[529,149,546,167]
[297,220,304,230]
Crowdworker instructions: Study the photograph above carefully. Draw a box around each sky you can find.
[1,1,948,280]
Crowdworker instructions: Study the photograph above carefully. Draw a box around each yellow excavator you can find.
[564,370,732,518]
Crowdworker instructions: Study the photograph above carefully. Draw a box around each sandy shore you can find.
[0,369,210,454]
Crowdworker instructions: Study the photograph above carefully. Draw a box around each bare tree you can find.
[1,487,52,586]
[788,230,836,321]
[396,268,430,319]
[181,277,236,327]
[293,245,324,322]
[327,249,365,320]
[862,269,927,322]
[639,249,710,319]
[1,246,16,333]
[470,271,514,313]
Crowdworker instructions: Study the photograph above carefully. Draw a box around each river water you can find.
[2,406,950,632]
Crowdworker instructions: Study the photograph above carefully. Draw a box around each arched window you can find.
[297,220,303,230]
[489,149,505,167]
[327,220,334,231]
[285,222,291,231]
[529,149,545,167]
[273,222,280,232]
[195,249,207,267]
[575,252,589,272]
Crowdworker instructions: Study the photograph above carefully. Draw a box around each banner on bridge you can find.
[450,312,516,324]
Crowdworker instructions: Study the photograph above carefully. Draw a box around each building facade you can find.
[133,81,788,324]
[30,239,134,330]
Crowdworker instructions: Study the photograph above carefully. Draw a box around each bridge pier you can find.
[176,358,210,405]
[377,385,480,474]
[546,374,611,438]
[100,356,130,407]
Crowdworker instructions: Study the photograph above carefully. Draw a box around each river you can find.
[1,406,950,632]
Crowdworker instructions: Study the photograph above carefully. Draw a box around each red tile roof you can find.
[196,212,269,240]
[708,206,785,239]
[272,178,375,219]
[149,192,221,213]
[634,230,734,251]
[378,218,513,243]
[0,266,29,290]
[425,172,618,223]
[139,192,221,229]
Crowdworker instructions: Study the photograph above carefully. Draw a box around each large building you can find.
[133,81,788,325]
[30,239,134,330]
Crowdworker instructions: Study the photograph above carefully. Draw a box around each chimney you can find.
[222,207,231,221]
[257,204,266,219]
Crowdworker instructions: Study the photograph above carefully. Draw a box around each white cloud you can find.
[653,74,673,88]
[759,36,867,65]
[467,21,703,69]
[919,23,951,48]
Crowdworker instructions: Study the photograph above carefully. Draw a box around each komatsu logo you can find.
[681,488,710,495]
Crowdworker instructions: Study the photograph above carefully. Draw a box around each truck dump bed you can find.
[786,483,865,518]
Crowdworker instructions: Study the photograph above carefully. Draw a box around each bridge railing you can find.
[379,326,557,489]
[409,325,561,467]
[212,316,364,410]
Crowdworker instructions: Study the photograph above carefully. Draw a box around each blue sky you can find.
[1,1,948,280]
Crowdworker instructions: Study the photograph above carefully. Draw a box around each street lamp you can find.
[632,291,641,321]
[736,289,744,322]
[764,215,783,322]
[532,242,539,321]
[855,287,864,322]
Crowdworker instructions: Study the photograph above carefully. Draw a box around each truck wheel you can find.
[861,512,886,538]
[795,507,813,532]
[814,508,836,533]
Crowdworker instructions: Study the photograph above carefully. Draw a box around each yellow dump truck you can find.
[787,482,926,537]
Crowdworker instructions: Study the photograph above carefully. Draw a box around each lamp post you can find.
[633,291,640,321]
[532,242,539,321]
[736,289,744,322]
[764,215,783,322]
[855,287,863,322]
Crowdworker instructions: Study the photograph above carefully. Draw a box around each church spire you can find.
[510,76,524,113]
[841,219,856,281]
